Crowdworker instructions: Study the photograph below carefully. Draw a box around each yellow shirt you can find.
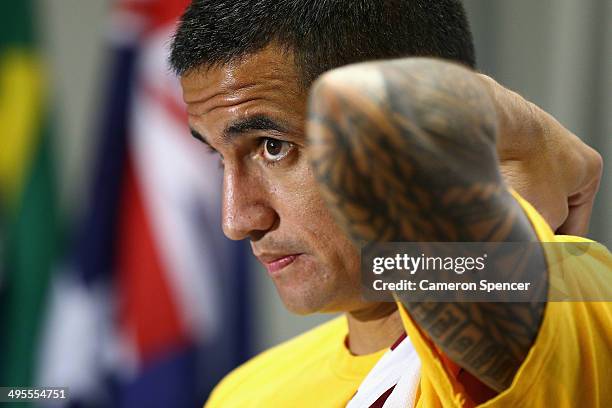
[398,191,612,407]
[207,191,612,407]
[205,316,386,407]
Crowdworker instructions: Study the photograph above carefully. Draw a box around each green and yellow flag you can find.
[0,0,61,390]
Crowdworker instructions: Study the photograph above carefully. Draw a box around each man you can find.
[169,0,610,406]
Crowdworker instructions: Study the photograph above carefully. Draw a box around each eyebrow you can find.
[225,115,287,138]
[190,114,289,148]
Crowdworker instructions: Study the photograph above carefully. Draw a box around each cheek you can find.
[269,157,360,273]
[293,169,359,268]
[278,161,340,236]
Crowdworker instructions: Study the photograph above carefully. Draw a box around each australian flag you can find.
[36,1,251,406]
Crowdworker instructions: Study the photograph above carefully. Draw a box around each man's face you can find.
[181,46,364,314]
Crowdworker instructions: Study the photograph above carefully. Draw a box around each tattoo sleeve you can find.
[307,58,547,393]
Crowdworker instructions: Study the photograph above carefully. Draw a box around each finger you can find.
[557,200,594,236]
[557,149,602,236]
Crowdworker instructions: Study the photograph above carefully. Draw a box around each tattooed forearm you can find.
[307,58,547,393]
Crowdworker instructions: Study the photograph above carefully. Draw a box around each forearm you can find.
[307,59,539,246]
[307,58,547,392]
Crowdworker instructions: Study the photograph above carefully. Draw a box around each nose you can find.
[221,165,277,241]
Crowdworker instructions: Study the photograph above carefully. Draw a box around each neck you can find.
[345,302,404,355]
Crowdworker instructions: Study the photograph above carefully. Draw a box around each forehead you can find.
[180,46,307,121]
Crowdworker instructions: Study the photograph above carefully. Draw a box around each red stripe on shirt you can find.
[369,385,396,408]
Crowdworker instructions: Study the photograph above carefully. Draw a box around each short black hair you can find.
[169,0,476,87]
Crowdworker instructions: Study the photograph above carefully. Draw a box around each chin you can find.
[275,281,362,315]
[269,256,360,315]
[272,275,342,315]
[276,287,331,315]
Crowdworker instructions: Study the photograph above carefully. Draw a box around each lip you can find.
[256,253,302,275]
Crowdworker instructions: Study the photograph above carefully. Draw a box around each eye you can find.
[262,138,293,162]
